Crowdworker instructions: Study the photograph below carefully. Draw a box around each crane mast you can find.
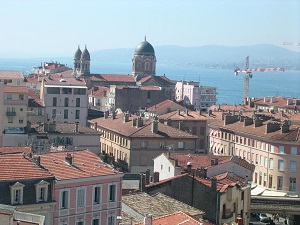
[234,56,284,103]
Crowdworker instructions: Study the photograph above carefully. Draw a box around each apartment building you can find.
[3,86,28,135]
[175,81,217,110]
[252,96,300,113]
[39,150,123,225]
[40,76,88,125]
[89,114,198,173]
[209,113,300,194]
[0,71,24,86]
[88,86,109,111]
[0,153,55,225]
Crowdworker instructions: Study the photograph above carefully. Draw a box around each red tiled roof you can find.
[147,100,175,111]
[39,150,121,180]
[91,74,135,82]
[134,211,213,225]
[90,115,198,139]
[0,146,31,155]
[159,110,207,121]
[0,71,23,79]
[44,77,86,86]
[4,86,28,93]
[0,153,54,181]
[254,97,300,109]
[88,86,109,97]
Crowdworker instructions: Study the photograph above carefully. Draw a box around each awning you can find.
[261,190,287,197]
[251,186,265,196]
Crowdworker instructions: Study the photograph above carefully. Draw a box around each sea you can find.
[0,58,299,105]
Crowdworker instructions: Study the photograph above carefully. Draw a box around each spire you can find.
[85,44,87,49]
[78,45,80,49]
[144,35,146,41]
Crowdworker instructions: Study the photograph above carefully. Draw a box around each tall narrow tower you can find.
[73,45,82,77]
[132,36,156,81]
[80,45,91,75]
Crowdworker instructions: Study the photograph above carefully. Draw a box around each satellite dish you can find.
[115,108,123,114]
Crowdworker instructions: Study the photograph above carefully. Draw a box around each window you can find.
[268,175,273,188]
[8,117,13,123]
[291,147,297,155]
[37,108,43,115]
[19,94,24,100]
[159,142,166,148]
[278,160,284,171]
[64,98,69,107]
[109,184,116,202]
[289,178,296,191]
[270,145,275,153]
[279,146,284,154]
[74,88,86,95]
[92,219,100,225]
[62,88,72,94]
[52,109,56,118]
[10,182,25,205]
[77,188,85,207]
[47,87,60,94]
[35,180,49,202]
[53,97,57,106]
[19,118,24,124]
[290,161,297,172]
[264,157,268,168]
[141,141,147,149]
[260,155,263,166]
[269,158,273,169]
[108,215,115,225]
[61,190,69,209]
[263,173,267,186]
[76,98,80,107]
[277,176,283,190]
[178,142,185,149]
[7,93,12,100]
[76,221,83,225]
[64,109,68,119]
[75,110,80,119]
[93,185,101,205]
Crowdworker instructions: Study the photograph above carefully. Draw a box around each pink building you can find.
[39,149,123,225]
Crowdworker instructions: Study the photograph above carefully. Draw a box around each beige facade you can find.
[0,71,24,86]
[90,114,198,174]
[209,114,300,194]
[0,83,3,146]
[3,86,28,135]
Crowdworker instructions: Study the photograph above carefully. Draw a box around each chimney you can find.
[208,110,212,116]
[244,117,253,126]
[174,159,178,167]
[254,119,263,127]
[144,214,153,225]
[211,159,215,166]
[43,122,49,132]
[140,173,145,191]
[123,113,129,123]
[145,169,150,185]
[167,107,171,113]
[94,122,98,131]
[48,121,56,132]
[186,109,189,116]
[164,119,172,126]
[287,98,293,105]
[132,118,137,127]
[136,117,143,128]
[112,111,116,119]
[65,153,73,164]
[186,162,192,174]
[281,121,290,133]
[266,122,280,133]
[214,158,219,165]
[33,155,40,166]
[75,122,79,132]
[211,177,217,191]
[104,111,109,119]
[151,120,158,133]
[224,115,238,125]
[177,109,180,115]
[178,120,184,131]
[153,172,159,183]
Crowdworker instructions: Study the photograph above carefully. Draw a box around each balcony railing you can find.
[6,111,16,116]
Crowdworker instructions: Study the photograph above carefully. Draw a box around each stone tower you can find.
[132,37,156,81]
[73,45,91,78]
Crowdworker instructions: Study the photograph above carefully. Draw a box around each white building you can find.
[175,81,217,111]
[40,76,88,125]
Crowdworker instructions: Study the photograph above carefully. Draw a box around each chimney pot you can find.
[65,153,73,164]
[153,172,159,183]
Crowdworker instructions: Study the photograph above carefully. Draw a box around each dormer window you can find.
[35,180,49,202]
[10,182,25,205]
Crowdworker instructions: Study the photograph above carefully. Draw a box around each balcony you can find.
[6,111,16,116]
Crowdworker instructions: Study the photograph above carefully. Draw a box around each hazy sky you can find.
[1,0,299,58]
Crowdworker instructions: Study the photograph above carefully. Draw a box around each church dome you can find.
[135,38,155,55]
[74,46,82,60]
[81,46,90,60]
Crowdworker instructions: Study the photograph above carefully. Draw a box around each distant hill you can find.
[91,44,300,70]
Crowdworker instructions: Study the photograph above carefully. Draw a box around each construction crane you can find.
[234,56,285,103]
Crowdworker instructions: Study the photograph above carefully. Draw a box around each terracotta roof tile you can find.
[0,146,31,155]
[159,110,207,121]
[39,150,121,180]
[0,153,54,181]
[4,86,28,93]
[88,86,109,97]
[44,77,86,86]
[133,211,213,225]
[254,97,300,109]
[0,71,23,79]
[91,74,135,82]
[90,115,198,139]
[147,100,175,111]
